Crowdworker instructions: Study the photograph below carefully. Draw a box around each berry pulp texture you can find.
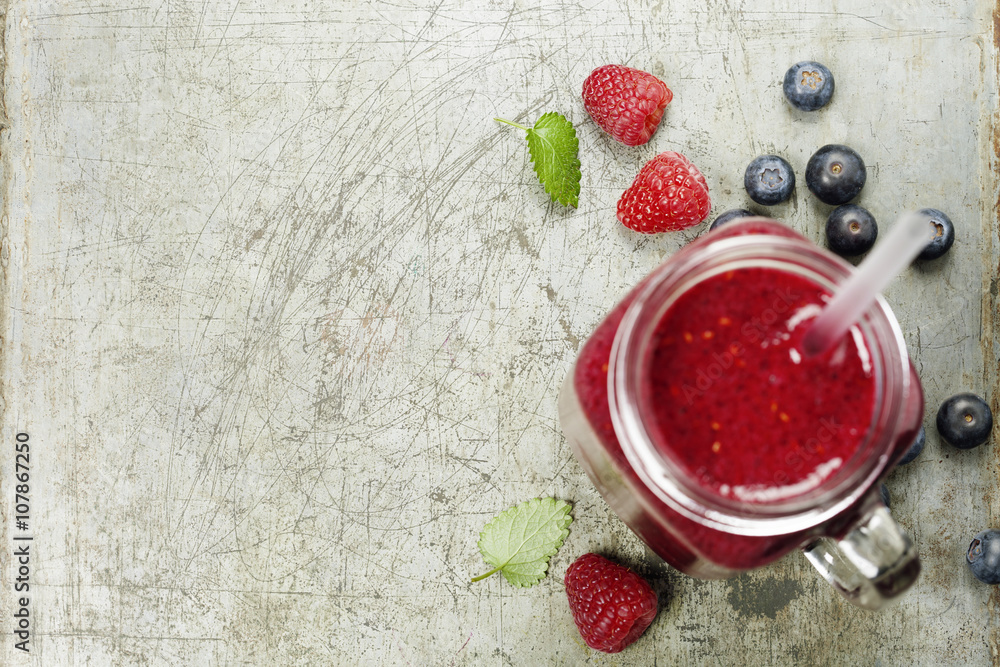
[641,267,875,501]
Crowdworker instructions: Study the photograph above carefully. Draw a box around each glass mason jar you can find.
[558,219,923,610]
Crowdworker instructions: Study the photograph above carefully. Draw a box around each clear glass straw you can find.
[802,211,934,357]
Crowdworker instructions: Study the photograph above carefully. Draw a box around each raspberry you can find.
[564,553,658,653]
[617,151,711,233]
[582,65,672,146]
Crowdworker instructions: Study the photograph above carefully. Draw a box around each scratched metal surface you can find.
[0,1,997,665]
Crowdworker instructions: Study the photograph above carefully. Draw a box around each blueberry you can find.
[744,155,795,206]
[879,483,891,509]
[916,208,955,260]
[936,393,993,449]
[897,426,926,465]
[967,530,1000,584]
[826,204,877,256]
[805,144,866,205]
[783,61,835,111]
[710,209,755,231]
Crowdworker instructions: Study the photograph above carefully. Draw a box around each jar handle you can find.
[802,503,919,610]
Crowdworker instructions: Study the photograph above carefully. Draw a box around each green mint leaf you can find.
[495,113,581,207]
[471,497,572,587]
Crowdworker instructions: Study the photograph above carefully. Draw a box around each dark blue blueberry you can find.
[936,393,993,449]
[805,144,866,205]
[826,204,877,256]
[897,426,926,465]
[879,483,890,509]
[710,209,755,231]
[743,155,795,206]
[783,61,835,111]
[916,208,955,260]
[967,530,1000,584]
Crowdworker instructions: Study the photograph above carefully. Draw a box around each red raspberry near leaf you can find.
[617,151,711,233]
[582,65,672,146]
[564,553,658,653]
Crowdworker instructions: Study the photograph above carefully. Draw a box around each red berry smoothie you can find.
[569,221,889,572]
[640,266,875,503]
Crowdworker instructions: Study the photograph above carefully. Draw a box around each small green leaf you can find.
[471,497,573,587]
[495,113,581,207]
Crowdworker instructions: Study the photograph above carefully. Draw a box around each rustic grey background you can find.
[0,0,997,665]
